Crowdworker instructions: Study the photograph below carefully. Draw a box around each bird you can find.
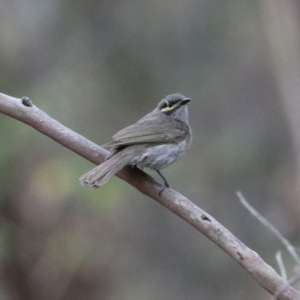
[79,93,192,193]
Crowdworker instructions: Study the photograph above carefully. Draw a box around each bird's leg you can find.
[156,170,170,195]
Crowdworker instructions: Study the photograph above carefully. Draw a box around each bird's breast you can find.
[132,139,190,170]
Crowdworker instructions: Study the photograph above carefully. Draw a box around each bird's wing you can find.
[103,112,189,148]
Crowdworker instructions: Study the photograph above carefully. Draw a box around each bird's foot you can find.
[158,180,170,196]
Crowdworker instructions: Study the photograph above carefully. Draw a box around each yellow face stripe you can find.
[161,106,172,112]
[161,103,180,111]
[161,101,180,112]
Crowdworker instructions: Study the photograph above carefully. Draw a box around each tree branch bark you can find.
[0,92,299,300]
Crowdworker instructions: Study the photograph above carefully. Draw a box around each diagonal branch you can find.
[0,92,299,300]
[238,191,300,265]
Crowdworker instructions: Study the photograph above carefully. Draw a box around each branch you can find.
[276,251,287,280]
[0,92,299,300]
[238,192,300,265]
[237,192,300,299]
[272,273,300,300]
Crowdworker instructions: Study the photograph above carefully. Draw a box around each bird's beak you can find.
[181,98,191,105]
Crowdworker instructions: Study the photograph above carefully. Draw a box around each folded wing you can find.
[103,112,189,148]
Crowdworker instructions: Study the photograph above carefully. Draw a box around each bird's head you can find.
[157,93,191,123]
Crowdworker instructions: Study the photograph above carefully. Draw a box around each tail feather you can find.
[79,152,131,188]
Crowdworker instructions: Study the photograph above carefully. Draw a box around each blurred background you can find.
[0,0,300,299]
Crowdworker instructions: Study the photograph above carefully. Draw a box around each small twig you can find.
[237,191,300,265]
[276,251,287,280]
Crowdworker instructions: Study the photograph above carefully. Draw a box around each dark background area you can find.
[0,1,300,299]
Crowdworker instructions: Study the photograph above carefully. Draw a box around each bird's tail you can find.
[79,152,132,188]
